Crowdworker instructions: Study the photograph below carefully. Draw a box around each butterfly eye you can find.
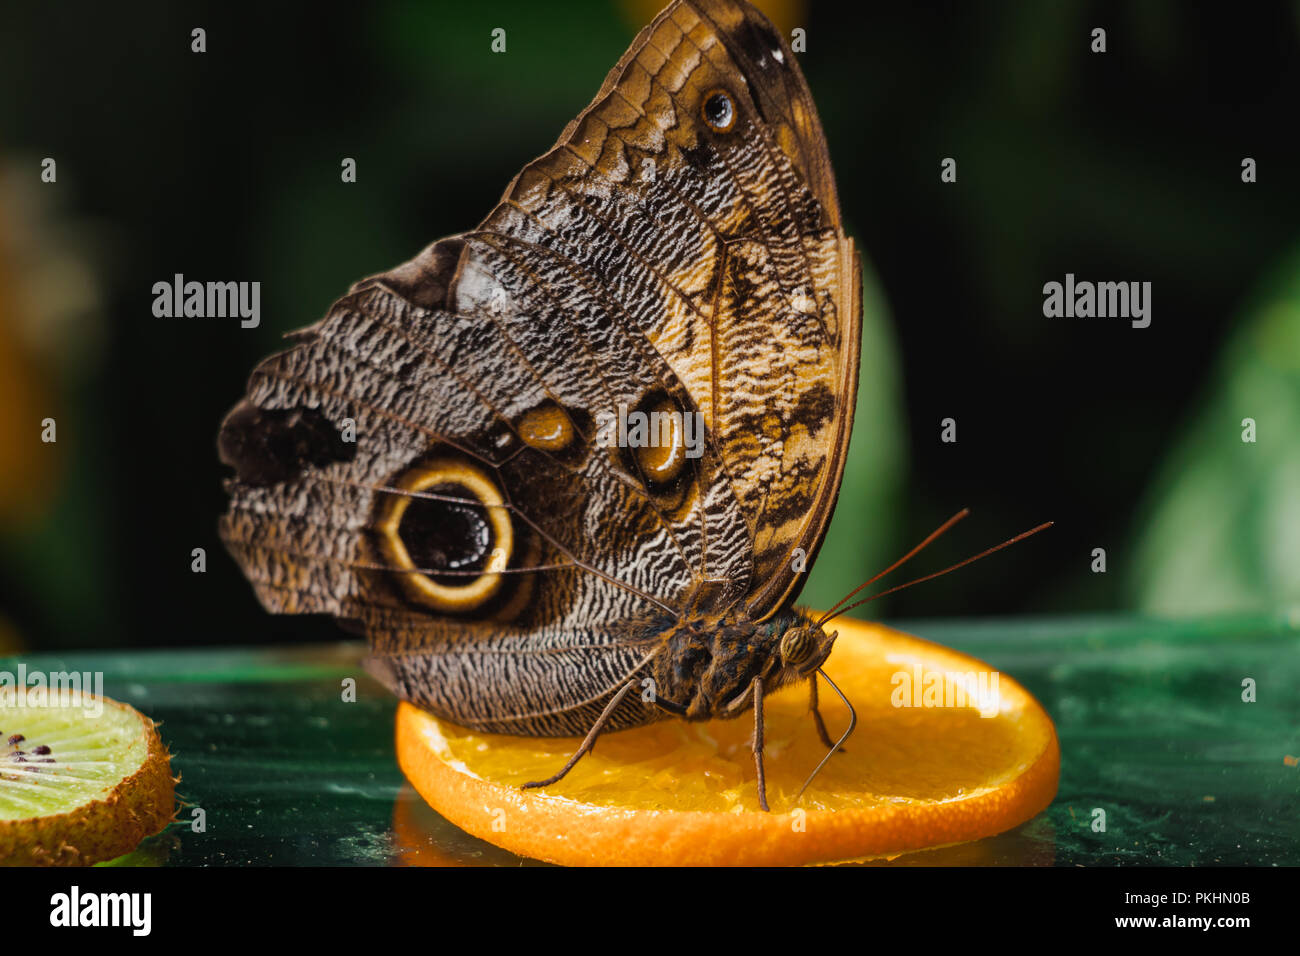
[779,626,814,665]
[373,458,512,613]
[701,90,736,133]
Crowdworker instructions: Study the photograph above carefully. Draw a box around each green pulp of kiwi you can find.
[0,689,175,866]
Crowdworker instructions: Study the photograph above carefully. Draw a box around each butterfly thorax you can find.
[648,610,836,721]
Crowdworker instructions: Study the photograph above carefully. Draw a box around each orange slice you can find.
[394,617,1058,866]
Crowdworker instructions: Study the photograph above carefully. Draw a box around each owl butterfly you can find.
[218,0,1042,811]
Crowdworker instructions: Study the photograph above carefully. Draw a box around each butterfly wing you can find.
[509,0,862,618]
[218,0,859,733]
[218,234,753,734]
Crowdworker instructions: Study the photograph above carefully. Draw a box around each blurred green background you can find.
[1,0,1298,653]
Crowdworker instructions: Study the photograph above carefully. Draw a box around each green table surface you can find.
[4,613,1297,866]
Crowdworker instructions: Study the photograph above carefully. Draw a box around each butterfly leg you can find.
[752,676,770,813]
[649,693,688,717]
[521,679,637,791]
[809,675,847,752]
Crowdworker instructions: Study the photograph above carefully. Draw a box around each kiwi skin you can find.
[0,696,177,866]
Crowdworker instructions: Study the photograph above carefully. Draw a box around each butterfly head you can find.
[777,619,838,678]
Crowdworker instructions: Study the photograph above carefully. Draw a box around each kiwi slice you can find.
[0,689,175,866]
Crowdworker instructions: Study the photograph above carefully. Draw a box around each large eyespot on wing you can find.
[370,456,514,614]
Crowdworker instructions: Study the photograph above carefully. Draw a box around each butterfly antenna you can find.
[816,508,971,628]
[820,521,1054,627]
[796,668,857,803]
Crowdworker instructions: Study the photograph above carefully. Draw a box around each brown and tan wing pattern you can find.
[487,0,862,617]
[218,0,859,734]
[218,243,753,733]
